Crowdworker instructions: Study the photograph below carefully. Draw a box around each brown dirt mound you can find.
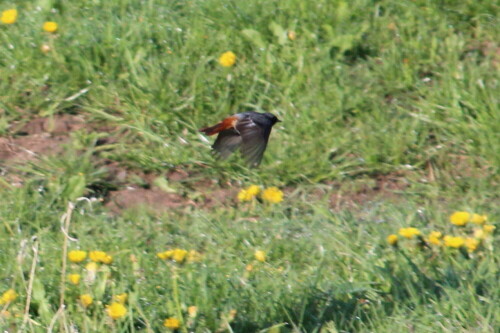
[14,114,85,136]
[105,187,193,213]
[1,115,86,165]
[102,165,238,213]
[0,135,67,164]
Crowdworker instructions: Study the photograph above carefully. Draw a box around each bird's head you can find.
[264,112,281,125]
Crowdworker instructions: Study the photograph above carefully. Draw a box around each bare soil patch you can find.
[14,114,86,136]
[329,173,410,211]
[0,135,67,164]
[102,165,238,213]
[105,187,193,213]
[1,115,86,164]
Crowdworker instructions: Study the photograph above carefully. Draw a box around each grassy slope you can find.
[0,0,499,332]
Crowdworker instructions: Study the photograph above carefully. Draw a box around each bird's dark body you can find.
[199,111,280,167]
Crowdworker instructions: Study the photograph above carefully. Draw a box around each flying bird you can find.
[199,111,280,167]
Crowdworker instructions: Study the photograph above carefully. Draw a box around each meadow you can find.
[0,0,499,332]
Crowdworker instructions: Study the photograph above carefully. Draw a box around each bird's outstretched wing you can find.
[212,128,242,159]
[236,117,272,167]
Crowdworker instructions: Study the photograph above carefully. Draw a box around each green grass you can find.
[0,0,499,332]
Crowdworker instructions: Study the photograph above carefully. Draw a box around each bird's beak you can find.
[277,119,282,122]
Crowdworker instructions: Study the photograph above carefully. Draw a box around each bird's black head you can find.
[264,112,281,125]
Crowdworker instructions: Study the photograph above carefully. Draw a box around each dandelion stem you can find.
[20,238,39,331]
[171,266,188,333]
[58,202,74,331]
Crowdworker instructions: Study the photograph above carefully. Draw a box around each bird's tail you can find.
[199,122,224,136]
[199,116,238,136]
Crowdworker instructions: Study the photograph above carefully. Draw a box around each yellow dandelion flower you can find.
[247,185,261,196]
[246,264,254,272]
[287,30,296,40]
[89,250,106,262]
[42,21,58,33]
[187,250,202,262]
[483,224,495,233]
[172,248,188,263]
[449,211,470,226]
[386,234,398,246]
[238,185,261,202]
[68,274,81,285]
[473,228,485,239]
[80,294,93,307]
[443,235,465,248]
[0,289,17,305]
[1,9,17,25]
[471,214,487,225]
[106,302,127,320]
[219,51,236,67]
[237,189,249,202]
[157,250,174,260]
[89,251,112,264]
[101,254,113,264]
[114,293,128,304]
[464,238,479,253]
[427,231,442,246]
[164,317,181,329]
[68,250,87,263]
[254,250,266,262]
[188,306,198,318]
[261,187,284,204]
[398,227,421,239]
[85,262,98,272]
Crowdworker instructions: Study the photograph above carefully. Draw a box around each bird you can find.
[199,111,280,167]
